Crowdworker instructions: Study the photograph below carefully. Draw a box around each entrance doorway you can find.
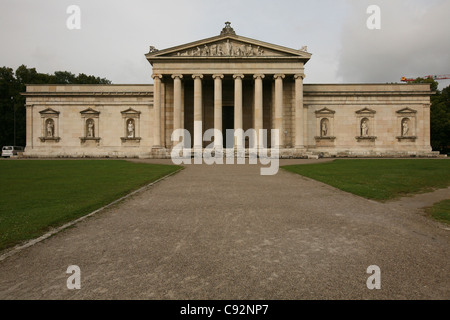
[222,106,234,148]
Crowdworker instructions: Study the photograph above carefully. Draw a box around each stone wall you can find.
[24,85,154,158]
[23,82,436,158]
[302,83,433,156]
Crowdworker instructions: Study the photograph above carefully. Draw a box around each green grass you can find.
[0,160,181,251]
[425,199,450,224]
[282,159,450,201]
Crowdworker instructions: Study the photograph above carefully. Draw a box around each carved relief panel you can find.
[172,39,282,57]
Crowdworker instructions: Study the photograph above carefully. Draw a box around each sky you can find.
[1,0,449,89]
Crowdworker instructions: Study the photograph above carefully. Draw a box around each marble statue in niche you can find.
[321,118,329,137]
[402,118,409,136]
[86,119,95,138]
[361,118,369,136]
[46,119,54,138]
[127,119,135,138]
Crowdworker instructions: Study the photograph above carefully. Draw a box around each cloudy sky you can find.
[1,0,449,88]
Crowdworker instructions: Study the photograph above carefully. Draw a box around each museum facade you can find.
[23,23,435,158]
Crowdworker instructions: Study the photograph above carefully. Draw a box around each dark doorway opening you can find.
[222,106,234,148]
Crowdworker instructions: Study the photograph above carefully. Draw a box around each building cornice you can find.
[21,91,153,97]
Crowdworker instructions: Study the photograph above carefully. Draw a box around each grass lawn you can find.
[282,159,450,201]
[0,160,181,251]
[425,199,450,224]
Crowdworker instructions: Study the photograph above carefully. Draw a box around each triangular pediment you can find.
[315,107,335,115]
[39,107,60,115]
[146,34,311,60]
[121,108,141,115]
[396,107,417,114]
[356,107,376,114]
[80,107,100,115]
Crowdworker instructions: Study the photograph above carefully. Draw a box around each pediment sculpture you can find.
[174,40,270,57]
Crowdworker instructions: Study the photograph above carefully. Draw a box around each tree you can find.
[430,85,450,154]
[0,65,111,148]
[411,77,439,92]
[411,78,449,154]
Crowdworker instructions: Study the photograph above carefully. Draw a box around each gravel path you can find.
[0,159,448,299]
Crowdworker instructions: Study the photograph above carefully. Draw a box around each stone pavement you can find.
[0,159,448,299]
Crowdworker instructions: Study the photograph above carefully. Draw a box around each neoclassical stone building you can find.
[23,23,435,158]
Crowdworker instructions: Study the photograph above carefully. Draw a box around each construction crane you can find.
[401,74,450,82]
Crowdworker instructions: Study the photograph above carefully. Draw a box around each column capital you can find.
[294,74,305,80]
[192,74,203,79]
[171,74,183,79]
[212,74,224,79]
[233,74,245,79]
[253,74,265,79]
[273,74,285,80]
[152,74,163,80]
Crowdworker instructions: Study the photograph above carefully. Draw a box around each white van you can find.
[1,146,24,158]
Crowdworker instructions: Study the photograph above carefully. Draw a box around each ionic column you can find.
[152,74,162,148]
[233,74,244,148]
[192,74,203,149]
[254,74,265,148]
[274,74,285,147]
[294,74,305,148]
[172,74,183,133]
[212,74,224,148]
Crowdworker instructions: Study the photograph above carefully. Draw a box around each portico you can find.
[150,72,305,150]
[146,22,310,152]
